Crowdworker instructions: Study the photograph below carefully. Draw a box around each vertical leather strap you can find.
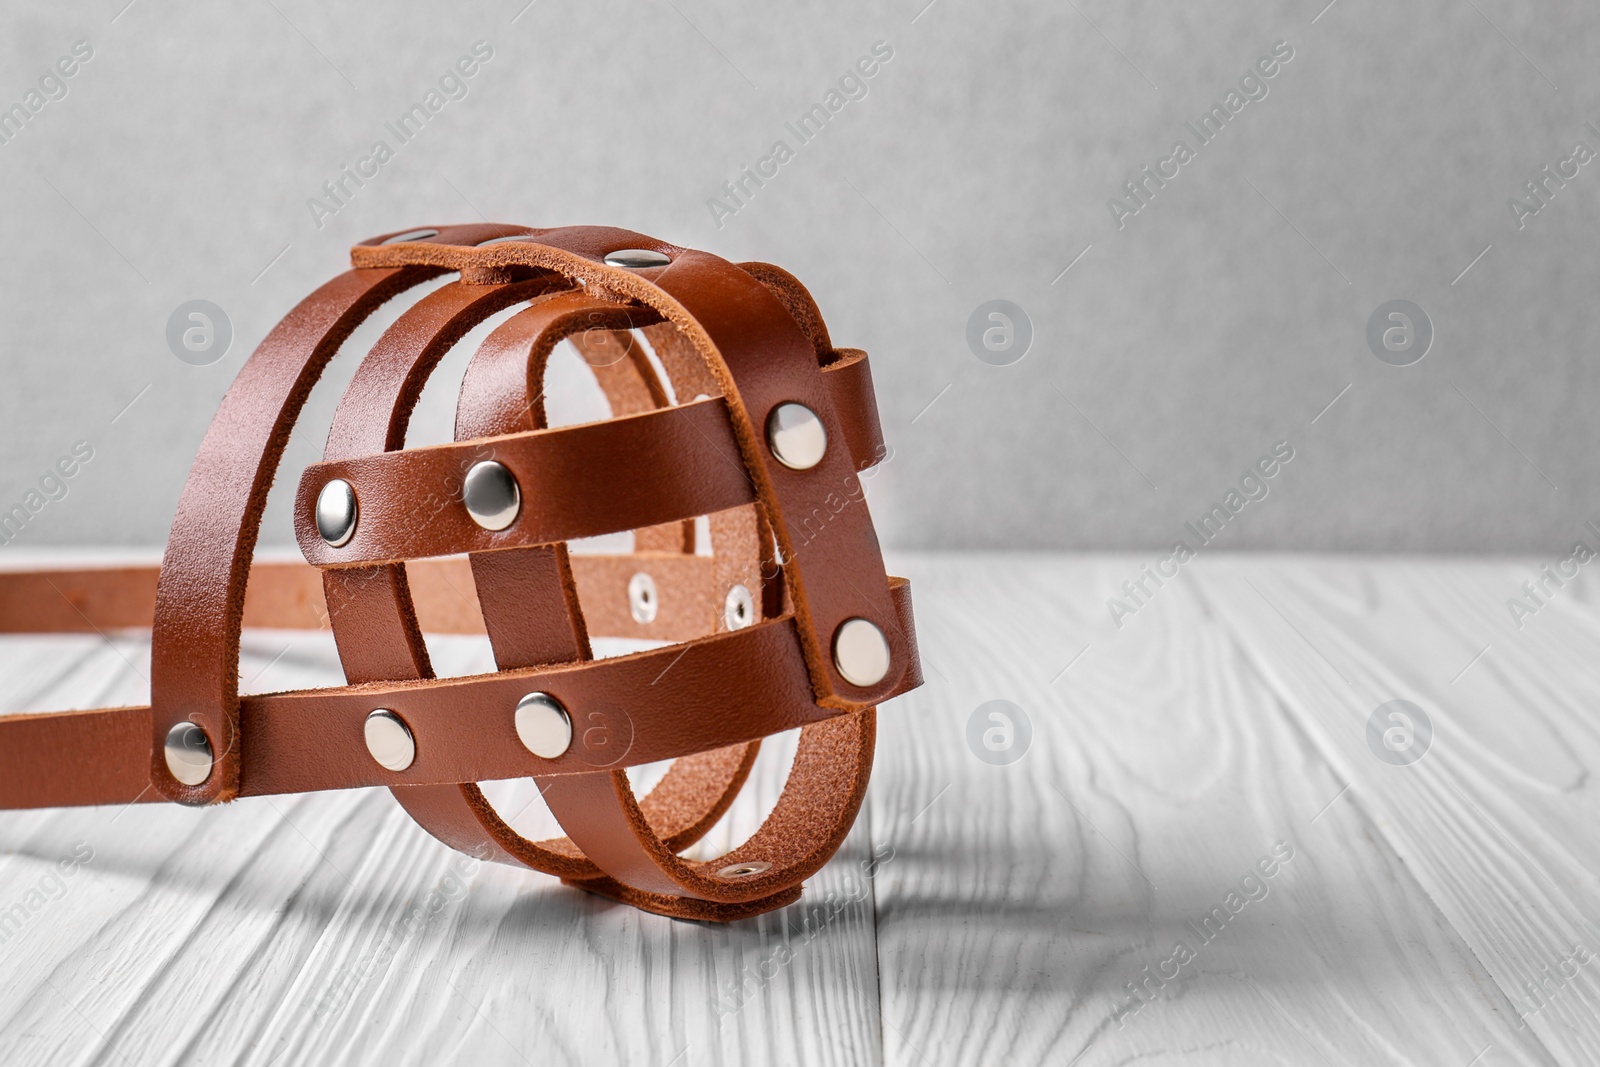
[391,290,762,877]
[486,233,881,909]
[148,264,439,803]
[148,221,535,804]
[319,277,558,681]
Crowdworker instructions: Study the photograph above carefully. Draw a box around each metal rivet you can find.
[382,228,439,244]
[476,234,535,246]
[724,584,755,630]
[365,709,415,771]
[628,572,658,624]
[164,722,213,787]
[833,618,891,687]
[315,478,358,547]
[603,248,671,269]
[765,403,827,470]
[463,460,520,531]
[718,861,771,878]
[515,692,572,759]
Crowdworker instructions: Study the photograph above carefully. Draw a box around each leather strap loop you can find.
[445,283,876,913]
[364,287,761,883]
[149,221,542,805]
[149,264,439,804]
[447,291,763,881]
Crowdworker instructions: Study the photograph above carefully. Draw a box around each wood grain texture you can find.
[1188,556,1600,1066]
[0,555,1594,1066]
[870,554,1560,1067]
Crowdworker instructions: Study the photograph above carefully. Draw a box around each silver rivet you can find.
[603,248,671,269]
[164,722,213,787]
[718,861,771,878]
[364,709,415,772]
[382,228,439,244]
[765,403,827,470]
[724,584,755,630]
[515,692,572,759]
[315,478,358,547]
[462,460,520,531]
[476,234,535,246]
[832,618,891,687]
[628,572,658,624]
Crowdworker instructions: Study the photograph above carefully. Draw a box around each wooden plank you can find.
[1189,556,1600,1066]
[869,555,1558,1066]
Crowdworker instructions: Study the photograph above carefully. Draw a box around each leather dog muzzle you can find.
[0,224,921,921]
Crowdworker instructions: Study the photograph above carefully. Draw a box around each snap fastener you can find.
[832,618,891,687]
[364,709,415,772]
[628,572,658,624]
[603,248,671,268]
[164,722,214,787]
[462,460,521,531]
[515,692,572,759]
[724,584,755,630]
[315,478,357,547]
[717,861,772,878]
[765,403,827,470]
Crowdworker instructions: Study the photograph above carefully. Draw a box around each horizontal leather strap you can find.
[0,576,918,808]
[294,351,886,570]
[296,399,753,568]
[0,705,152,809]
[0,553,728,642]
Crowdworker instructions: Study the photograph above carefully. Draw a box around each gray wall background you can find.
[1,0,1596,554]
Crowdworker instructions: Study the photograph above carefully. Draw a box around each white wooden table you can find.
[2,553,1597,1066]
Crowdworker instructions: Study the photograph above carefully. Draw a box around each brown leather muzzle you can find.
[0,224,920,921]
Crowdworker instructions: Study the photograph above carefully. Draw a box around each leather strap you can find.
[293,352,886,570]
[150,263,436,804]
[0,223,921,922]
[0,567,916,801]
[0,555,731,640]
